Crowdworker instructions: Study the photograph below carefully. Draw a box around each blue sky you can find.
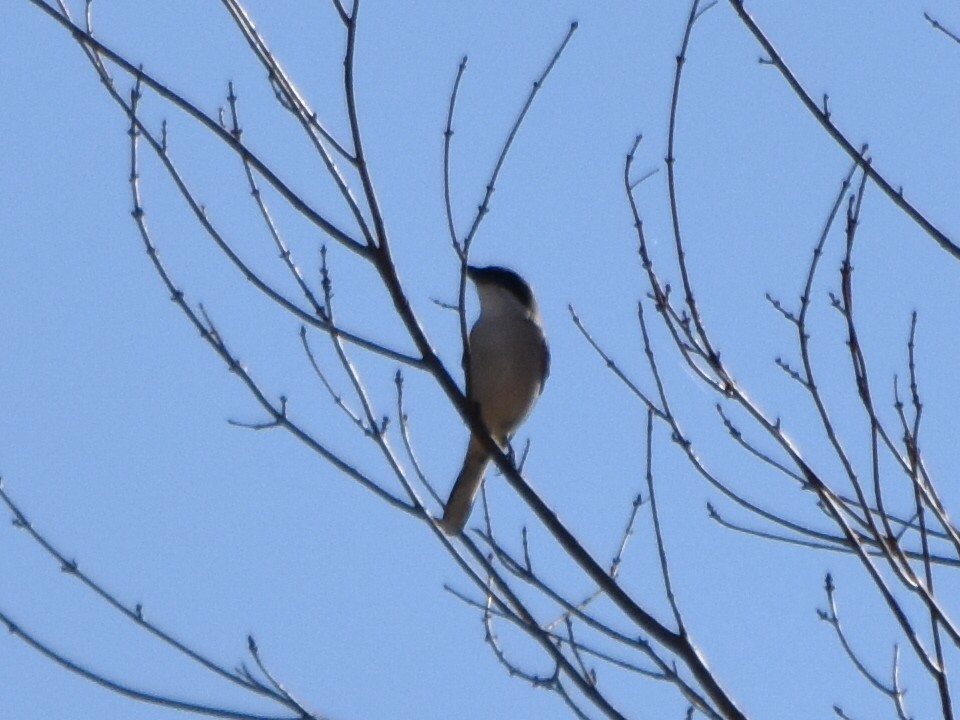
[3,2,960,718]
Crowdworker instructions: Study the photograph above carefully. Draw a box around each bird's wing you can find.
[538,326,550,393]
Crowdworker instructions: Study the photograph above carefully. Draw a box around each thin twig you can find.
[924,12,960,47]
[224,82,326,318]
[300,325,368,434]
[395,369,443,506]
[569,304,664,417]
[665,0,719,357]
[246,636,322,719]
[443,55,469,254]
[818,574,910,720]
[0,609,298,720]
[644,409,685,632]
[459,21,578,256]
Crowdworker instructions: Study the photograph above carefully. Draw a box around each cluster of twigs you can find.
[5,1,959,719]
[584,2,959,718]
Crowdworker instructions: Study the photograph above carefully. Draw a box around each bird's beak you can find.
[465,265,480,282]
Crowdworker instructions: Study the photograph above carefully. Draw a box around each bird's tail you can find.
[441,436,490,535]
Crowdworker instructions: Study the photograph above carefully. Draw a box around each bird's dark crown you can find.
[467,265,535,309]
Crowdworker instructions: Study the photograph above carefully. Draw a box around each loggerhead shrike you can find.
[440,265,549,535]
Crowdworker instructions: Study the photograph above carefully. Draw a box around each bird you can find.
[440,265,549,535]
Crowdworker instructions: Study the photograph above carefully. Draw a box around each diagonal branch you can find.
[727,0,960,260]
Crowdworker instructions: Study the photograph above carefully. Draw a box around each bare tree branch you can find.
[924,12,960,47]
[727,0,960,260]
[0,481,322,719]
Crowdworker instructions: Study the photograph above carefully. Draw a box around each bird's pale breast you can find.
[468,313,545,440]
